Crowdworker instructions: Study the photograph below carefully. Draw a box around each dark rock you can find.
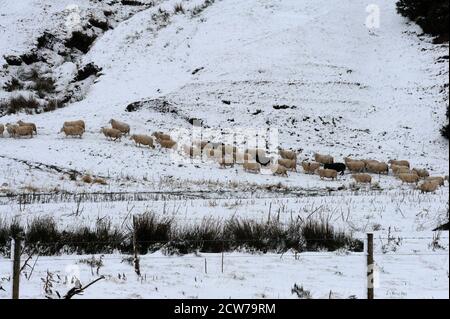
[75,63,102,81]
[4,55,22,66]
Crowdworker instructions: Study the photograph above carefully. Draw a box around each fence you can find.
[3,233,448,299]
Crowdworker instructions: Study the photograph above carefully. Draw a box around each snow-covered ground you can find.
[0,0,448,299]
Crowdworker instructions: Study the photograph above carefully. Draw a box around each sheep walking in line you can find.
[425,176,445,186]
[60,125,84,138]
[314,153,334,165]
[278,158,297,172]
[301,161,321,174]
[5,124,18,137]
[6,124,33,138]
[272,164,288,177]
[352,174,372,184]
[418,180,440,193]
[17,120,37,135]
[101,127,123,141]
[243,161,261,174]
[388,159,410,168]
[159,139,177,149]
[64,120,85,130]
[412,168,430,179]
[279,149,297,161]
[398,173,420,184]
[391,164,410,175]
[317,168,338,180]
[109,119,130,135]
[152,131,171,142]
[130,134,155,148]
[366,161,389,174]
[344,158,365,173]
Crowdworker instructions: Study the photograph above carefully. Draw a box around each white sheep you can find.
[11,125,33,138]
[60,125,84,138]
[317,168,338,180]
[301,161,320,174]
[243,161,261,174]
[109,119,130,135]
[279,149,297,161]
[278,158,297,172]
[352,174,372,184]
[388,159,410,168]
[314,153,334,164]
[17,120,37,135]
[130,134,154,148]
[64,120,85,130]
[101,127,123,141]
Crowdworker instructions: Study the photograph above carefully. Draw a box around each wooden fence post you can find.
[367,233,374,300]
[132,215,141,277]
[12,236,22,299]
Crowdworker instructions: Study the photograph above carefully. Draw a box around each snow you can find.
[0,0,448,299]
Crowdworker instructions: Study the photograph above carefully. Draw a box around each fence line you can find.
[0,187,387,205]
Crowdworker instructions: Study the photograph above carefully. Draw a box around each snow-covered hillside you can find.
[0,0,448,299]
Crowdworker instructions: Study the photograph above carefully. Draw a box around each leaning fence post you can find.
[367,233,374,299]
[12,236,22,299]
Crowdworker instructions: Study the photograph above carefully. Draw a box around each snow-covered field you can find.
[0,0,448,299]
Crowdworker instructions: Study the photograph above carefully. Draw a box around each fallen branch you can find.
[64,276,105,299]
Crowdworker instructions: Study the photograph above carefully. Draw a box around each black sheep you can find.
[324,163,346,175]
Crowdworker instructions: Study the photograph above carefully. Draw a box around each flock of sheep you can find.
[0,119,447,193]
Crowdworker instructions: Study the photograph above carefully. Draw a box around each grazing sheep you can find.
[352,174,372,184]
[159,139,177,149]
[243,161,261,174]
[278,158,297,172]
[109,119,130,135]
[324,163,346,175]
[279,149,297,161]
[314,153,334,165]
[60,125,84,138]
[388,159,410,168]
[6,124,18,137]
[272,164,288,177]
[301,161,321,174]
[153,131,171,141]
[412,168,429,179]
[398,173,420,184]
[425,176,445,186]
[366,161,389,174]
[346,160,365,173]
[418,180,440,193]
[17,120,37,135]
[391,164,410,175]
[317,168,338,180]
[130,134,154,148]
[64,120,85,130]
[101,127,123,141]
[0,124,4,137]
